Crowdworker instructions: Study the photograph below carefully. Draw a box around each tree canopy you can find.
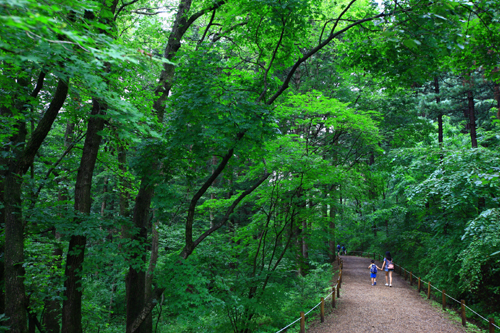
[1,0,499,331]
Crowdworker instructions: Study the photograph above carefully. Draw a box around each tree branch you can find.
[183,147,235,255]
[20,78,69,174]
[114,0,140,20]
[183,171,271,258]
[266,11,392,105]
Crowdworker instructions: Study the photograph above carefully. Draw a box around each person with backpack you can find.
[381,251,395,287]
[368,260,381,286]
[342,245,346,255]
[337,244,341,255]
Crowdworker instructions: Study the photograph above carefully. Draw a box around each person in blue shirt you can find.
[368,260,382,286]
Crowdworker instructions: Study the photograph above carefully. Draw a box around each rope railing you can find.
[275,257,344,333]
[351,251,499,332]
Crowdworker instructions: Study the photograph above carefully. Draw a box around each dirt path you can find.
[307,256,467,333]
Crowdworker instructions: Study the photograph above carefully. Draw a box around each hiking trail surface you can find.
[307,255,467,333]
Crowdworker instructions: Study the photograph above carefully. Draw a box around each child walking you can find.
[368,260,381,286]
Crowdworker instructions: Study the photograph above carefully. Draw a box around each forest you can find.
[0,0,499,332]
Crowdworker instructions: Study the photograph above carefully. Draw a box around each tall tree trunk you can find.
[4,75,67,333]
[125,0,201,330]
[434,77,443,145]
[60,2,119,328]
[368,151,377,237]
[62,98,106,333]
[467,89,477,148]
[494,81,500,120]
[43,232,63,333]
[101,177,109,216]
[126,184,153,333]
[145,212,160,331]
[465,74,478,148]
[294,187,307,276]
[0,143,6,316]
[43,120,73,333]
[118,140,130,236]
[4,161,27,333]
[302,219,308,261]
[328,195,336,263]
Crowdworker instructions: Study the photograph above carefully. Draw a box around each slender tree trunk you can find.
[209,156,218,227]
[101,177,109,216]
[126,185,153,333]
[125,0,193,328]
[4,164,27,333]
[43,187,66,333]
[302,219,308,261]
[118,141,130,237]
[43,121,73,333]
[494,82,500,120]
[4,74,67,333]
[0,149,6,316]
[467,89,477,148]
[328,195,336,263]
[62,98,106,333]
[144,212,160,330]
[43,237,62,333]
[434,77,443,145]
[464,74,478,148]
[2,72,29,333]
[60,3,119,328]
[108,282,116,323]
[368,152,377,237]
[294,187,307,276]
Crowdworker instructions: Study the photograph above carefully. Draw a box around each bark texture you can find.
[4,76,68,333]
[62,98,106,333]
[126,184,152,333]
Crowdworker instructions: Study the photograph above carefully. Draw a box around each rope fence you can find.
[351,251,499,332]
[275,257,344,333]
[274,252,498,332]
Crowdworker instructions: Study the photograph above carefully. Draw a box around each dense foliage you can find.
[1,0,499,332]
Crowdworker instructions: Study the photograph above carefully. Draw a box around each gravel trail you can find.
[307,255,467,333]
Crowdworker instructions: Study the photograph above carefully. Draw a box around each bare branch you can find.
[114,0,140,20]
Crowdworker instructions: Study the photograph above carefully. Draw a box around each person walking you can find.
[368,260,382,286]
[381,251,394,287]
[342,244,346,255]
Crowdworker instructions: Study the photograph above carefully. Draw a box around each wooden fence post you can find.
[427,281,431,299]
[337,280,340,298]
[461,300,466,326]
[410,272,413,286]
[339,271,342,288]
[332,286,336,308]
[418,277,421,293]
[300,311,305,333]
[442,290,446,310]
[320,297,325,323]
[489,318,495,333]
